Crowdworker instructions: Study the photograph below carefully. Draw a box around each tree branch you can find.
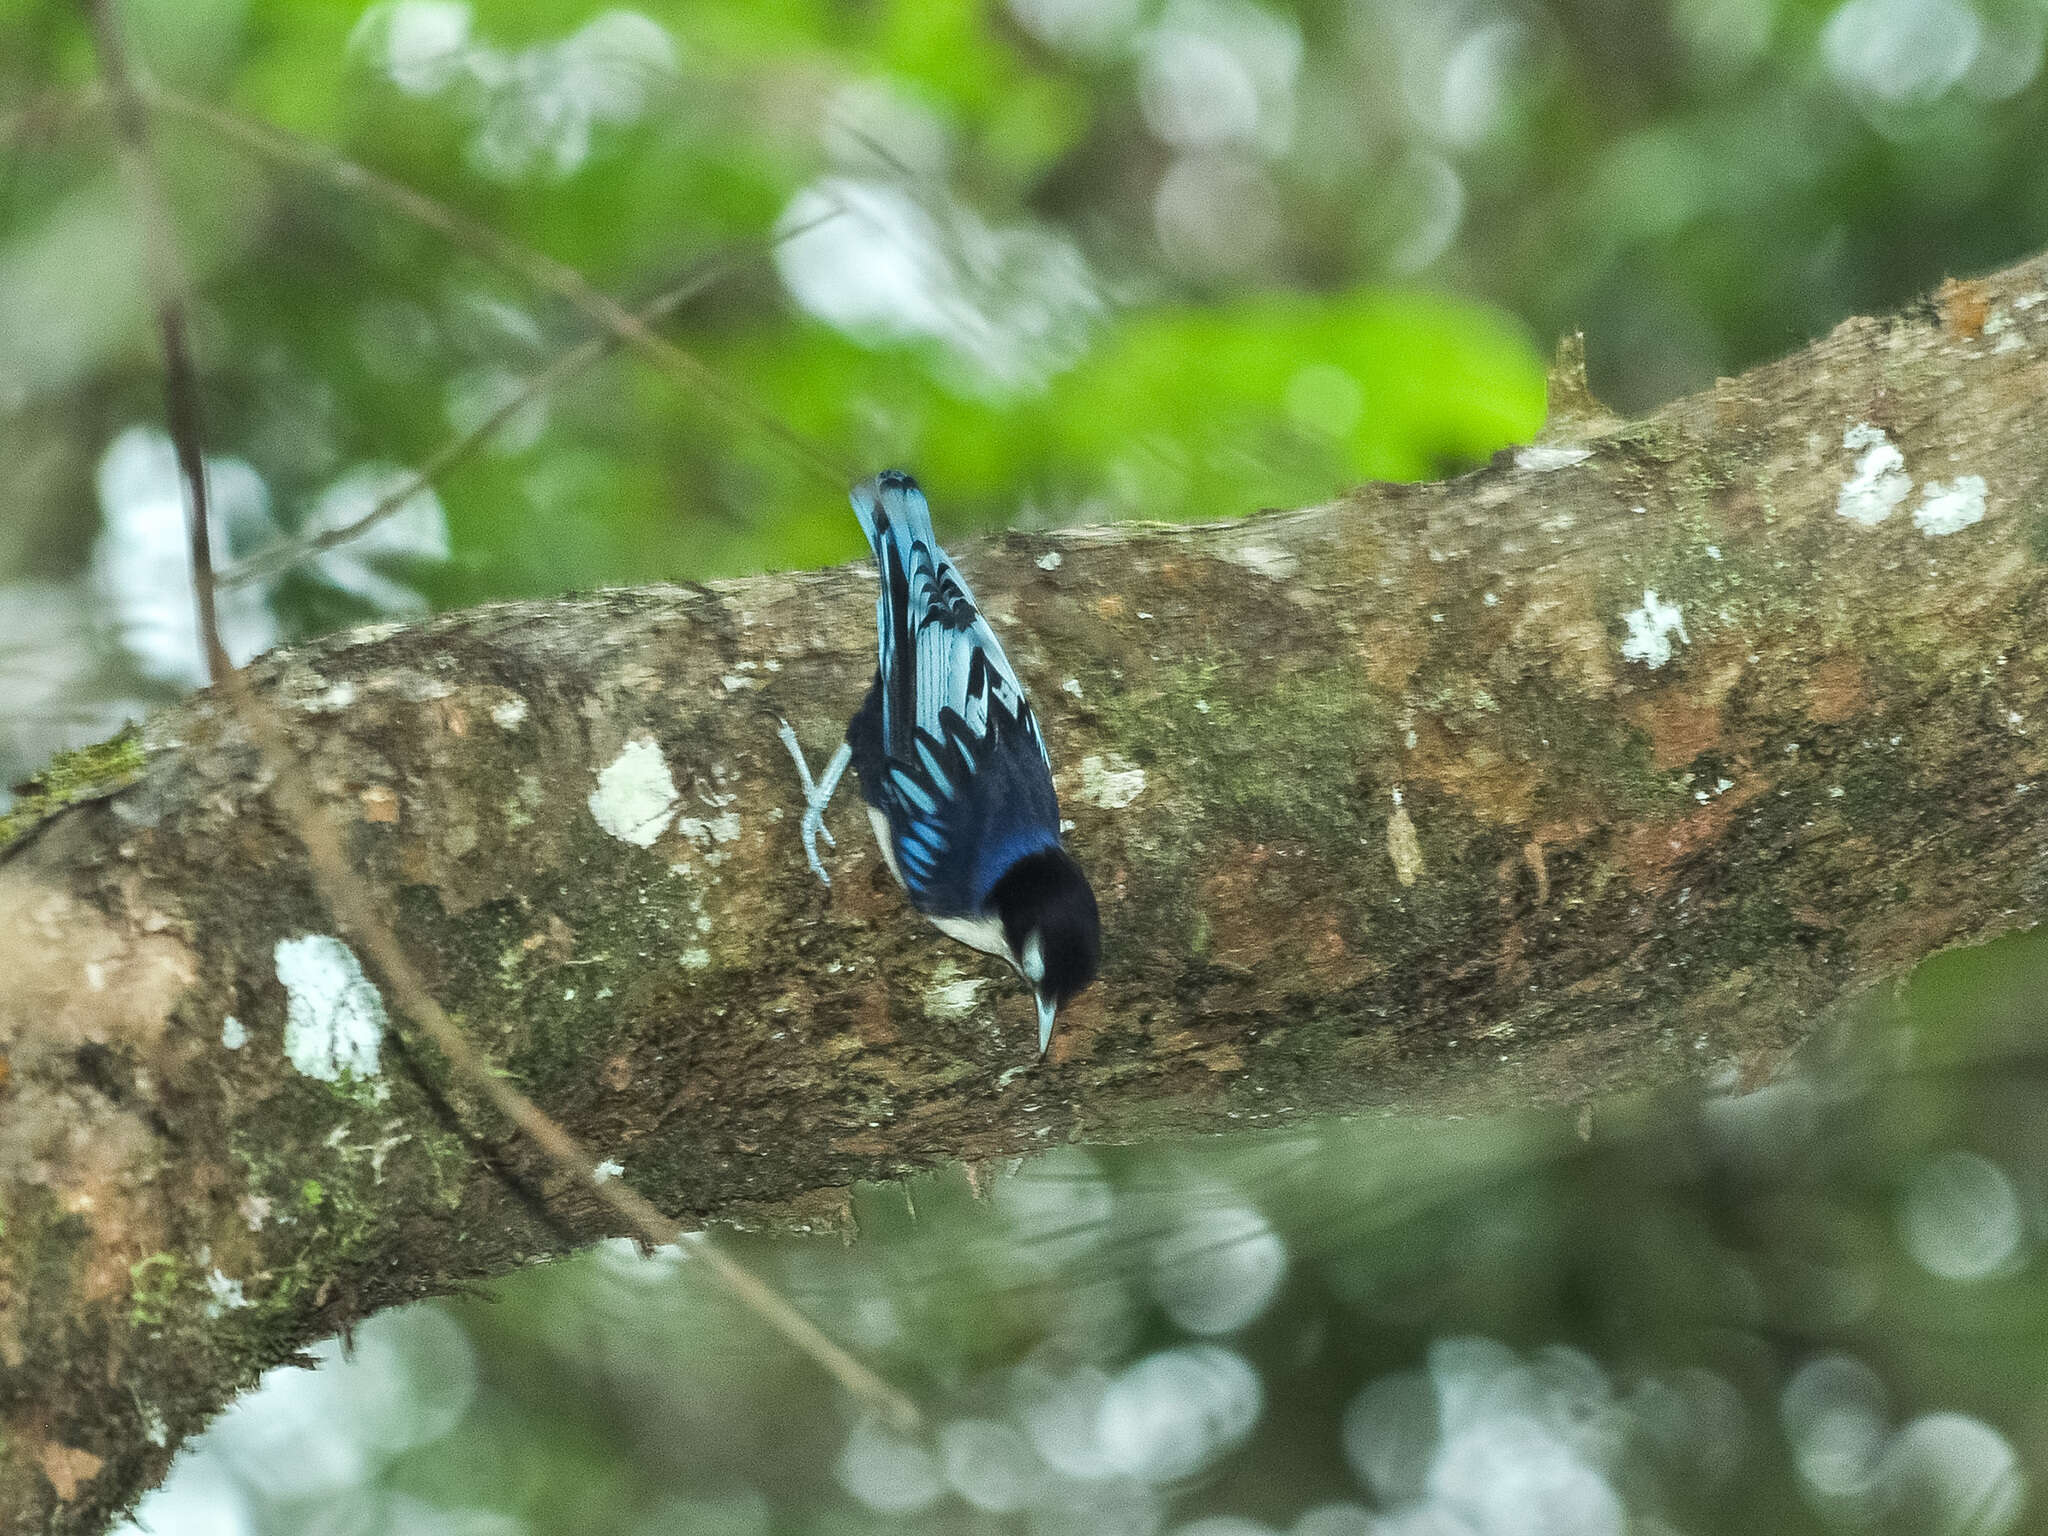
[6,251,2048,1532]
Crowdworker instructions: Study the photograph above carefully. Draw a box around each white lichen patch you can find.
[679,946,713,970]
[924,961,988,1021]
[275,934,386,1081]
[204,1268,249,1318]
[1514,445,1592,472]
[1078,753,1147,809]
[1230,543,1300,581]
[674,811,742,845]
[491,696,529,729]
[1836,423,1912,526]
[338,619,407,649]
[1912,475,1987,538]
[394,672,455,702]
[1621,590,1689,669]
[589,735,679,847]
[221,1015,247,1050]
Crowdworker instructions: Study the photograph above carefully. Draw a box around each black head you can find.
[987,846,1101,1053]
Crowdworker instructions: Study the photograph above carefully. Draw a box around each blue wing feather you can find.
[851,473,1047,769]
[847,472,1062,915]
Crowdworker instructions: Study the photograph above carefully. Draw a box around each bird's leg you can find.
[797,743,852,884]
[777,720,849,886]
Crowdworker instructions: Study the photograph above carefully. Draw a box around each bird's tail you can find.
[849,469,938,561]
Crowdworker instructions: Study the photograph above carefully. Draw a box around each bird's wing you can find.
[851,472,1059,912]
[851,471,1047,768]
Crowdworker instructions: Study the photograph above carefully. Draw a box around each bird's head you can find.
[988,846,1101,1056]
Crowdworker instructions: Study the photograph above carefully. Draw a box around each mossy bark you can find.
[6,255,2048,1532]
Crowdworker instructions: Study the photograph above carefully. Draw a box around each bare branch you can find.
[81,0,226,684]
[217,681,919,1432]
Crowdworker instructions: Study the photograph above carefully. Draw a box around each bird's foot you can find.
[777,720,841,887]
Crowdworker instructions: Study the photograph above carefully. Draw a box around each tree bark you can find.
[6,251,2048,1532]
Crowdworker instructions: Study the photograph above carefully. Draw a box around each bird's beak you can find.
[1036,993,1058,1058]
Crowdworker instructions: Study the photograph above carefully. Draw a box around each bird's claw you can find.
[780,718,840,888]
[799,806,834,886]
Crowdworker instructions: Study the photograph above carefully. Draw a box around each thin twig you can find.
[221,687,919,1430]
[144,86,854,490]
[83,9,917,1433]
[219,203,845,592]
[81,3,226,683]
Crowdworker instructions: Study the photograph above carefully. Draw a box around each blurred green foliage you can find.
[6,0,2045,644]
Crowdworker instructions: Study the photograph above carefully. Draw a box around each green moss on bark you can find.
[0,727,144,851]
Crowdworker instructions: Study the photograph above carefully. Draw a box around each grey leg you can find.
[777,721,850,886]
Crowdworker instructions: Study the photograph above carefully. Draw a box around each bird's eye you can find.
[1021,932,1046,985]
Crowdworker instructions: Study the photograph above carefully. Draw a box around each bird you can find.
[779,470,1100,1057]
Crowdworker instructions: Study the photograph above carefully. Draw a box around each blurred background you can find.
[4,0,2047,1531]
